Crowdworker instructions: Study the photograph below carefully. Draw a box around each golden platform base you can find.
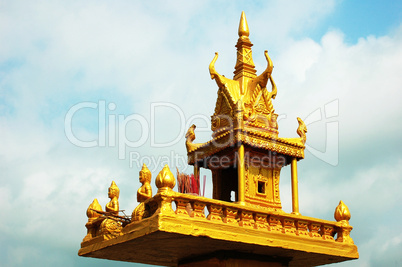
[79,192,358,267]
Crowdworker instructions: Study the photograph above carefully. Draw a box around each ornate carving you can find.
[175,199,190,216]
[100,218,123,240]
[237,49,253,64]
[244,162,249,194]
[268,215,282,232]
[223,207,238,225]
[191,201,206,219]
[243,165,282,210]
[309,223,322,239]
[296,220,309,237]
[282,218,297,235]
[214,89,234,116]
[254,213,268,230]
[270,113,278,130]
[321,225,335,241]
[273,168,281,204]
[239,210,254,228]
[211,115,220,131]
[207,204,223,222]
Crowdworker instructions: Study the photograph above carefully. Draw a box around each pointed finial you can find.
[238,11,249,38]
[234,11,256,80]
[86,198,102,219]
[334,200,351,222]
[155,165,176,193]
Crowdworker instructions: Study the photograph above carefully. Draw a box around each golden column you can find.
[237,144,245,205]
[291,158,300,215]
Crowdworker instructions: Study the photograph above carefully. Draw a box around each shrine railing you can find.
[138,191,354,245]
[82,176,354,247]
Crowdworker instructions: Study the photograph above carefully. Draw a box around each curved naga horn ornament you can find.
[296,117,307,144]
[269,75,277,99]
[263,50,274,76]
[256,50,277,110]
[264,50,277,100]
[209,52,226,89]
[185,124,202,152]
[209,52,219,78]
[252,50,274,90]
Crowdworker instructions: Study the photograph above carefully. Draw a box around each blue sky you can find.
[0,1,401,266]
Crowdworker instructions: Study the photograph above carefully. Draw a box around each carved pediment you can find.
[214,89,234,115]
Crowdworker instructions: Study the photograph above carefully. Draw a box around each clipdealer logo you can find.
[64,99,339,169]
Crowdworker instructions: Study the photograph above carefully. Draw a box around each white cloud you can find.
[274,26,402,150]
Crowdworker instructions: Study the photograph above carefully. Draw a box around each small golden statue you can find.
[137,164,152,202]
[100,181,122,239]
[106,181,120,214]
[132,164,153,221]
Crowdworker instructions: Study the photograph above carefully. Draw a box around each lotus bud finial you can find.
[334,200,351,222]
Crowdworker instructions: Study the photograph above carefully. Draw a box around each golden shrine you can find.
[78,12,358,266]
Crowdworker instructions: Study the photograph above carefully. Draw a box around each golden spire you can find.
[238,11,249,37]
[234,11,256,82]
